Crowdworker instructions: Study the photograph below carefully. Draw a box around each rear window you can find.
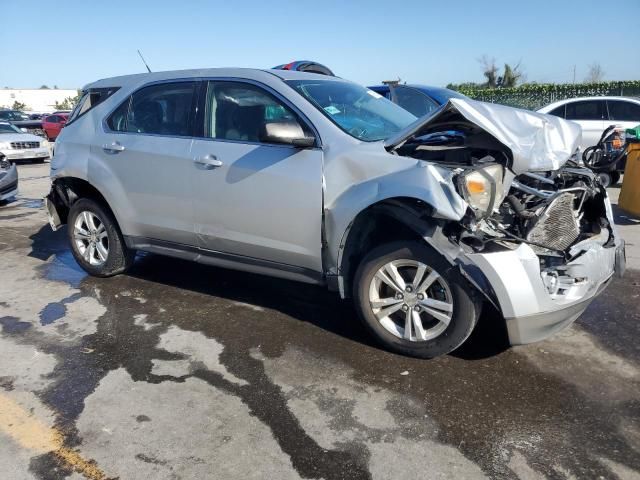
[67,87,120,124]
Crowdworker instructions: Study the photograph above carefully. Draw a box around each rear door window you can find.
[565,100,606,120]
[106,82,198,136]
[607,100,640,121]
[125,82,197,136]
[394,86,439,118]
[107,98,130,132]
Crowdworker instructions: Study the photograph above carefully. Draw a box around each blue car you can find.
[271,61,467,118]
[367,84,468,118]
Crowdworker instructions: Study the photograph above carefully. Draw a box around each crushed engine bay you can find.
[480,165,613,256]
[395,126,613,269]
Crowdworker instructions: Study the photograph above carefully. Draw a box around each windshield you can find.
[0,123,22,134]
[287,80,416,142]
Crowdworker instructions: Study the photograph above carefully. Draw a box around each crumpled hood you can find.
[385,98,582,174]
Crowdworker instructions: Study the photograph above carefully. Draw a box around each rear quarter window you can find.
[67,87,120,125]
[547,105,566,118]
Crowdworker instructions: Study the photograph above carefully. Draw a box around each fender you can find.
[324,162,468,277]
[330,198,501,310]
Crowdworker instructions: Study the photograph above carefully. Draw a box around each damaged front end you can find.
[390,98,625,344]
[463,166,625,344]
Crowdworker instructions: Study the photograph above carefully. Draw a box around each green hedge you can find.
[454,81,640,110]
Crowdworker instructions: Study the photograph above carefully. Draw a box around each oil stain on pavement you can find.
[1,203,640,479]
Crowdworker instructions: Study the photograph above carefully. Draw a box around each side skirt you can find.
[124,236,325,286]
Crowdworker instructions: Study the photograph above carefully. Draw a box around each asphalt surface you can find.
[1,162,639,480]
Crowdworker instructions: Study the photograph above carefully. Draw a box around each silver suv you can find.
[46,68,625,358]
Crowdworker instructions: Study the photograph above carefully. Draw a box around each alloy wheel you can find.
[73,211,109,266]
[368,259,453,342]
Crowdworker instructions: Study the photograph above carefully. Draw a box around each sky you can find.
[1,0,639,89]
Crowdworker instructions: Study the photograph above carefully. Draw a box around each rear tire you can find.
[67,198,134,277]
[353,241,480,359]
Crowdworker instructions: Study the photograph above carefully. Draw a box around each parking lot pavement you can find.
[1,162,639,480]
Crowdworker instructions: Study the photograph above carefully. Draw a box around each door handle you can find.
[102,142,125,153]
[194,154,223,170]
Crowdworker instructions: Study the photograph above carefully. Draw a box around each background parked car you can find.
[0,109,45,137]
[0,122,50,163]
[368,84,469,118]
[42,113,69,140]
[0,151,18,202]
[272,60,335,76]
[0,109,30,122]
[538,96,640,151]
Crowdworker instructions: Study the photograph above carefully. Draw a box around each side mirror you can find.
[20,128,28,133]
[260,121,315,148]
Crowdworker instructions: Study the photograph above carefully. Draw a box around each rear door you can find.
[565,100,606,149]
[188,79,324,272]
[91,80,198,245]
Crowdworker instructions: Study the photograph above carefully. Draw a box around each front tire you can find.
[353,242,480,358]
[67,198,134,277]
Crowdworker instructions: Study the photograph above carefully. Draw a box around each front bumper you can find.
[463,189,624,345]
[466,236,623,344]
[0,147,49,161]
[0,164,19,201]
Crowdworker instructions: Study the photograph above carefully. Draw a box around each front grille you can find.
[526,193,580,251]
[10,141,40,149]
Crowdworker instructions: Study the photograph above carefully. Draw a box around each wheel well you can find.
[51,177,113,224]
[339,197,438,298]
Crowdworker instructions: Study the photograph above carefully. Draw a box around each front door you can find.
[189,80,323,272]
[90,80,198,245]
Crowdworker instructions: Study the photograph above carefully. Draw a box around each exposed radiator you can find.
[526,192,580,251]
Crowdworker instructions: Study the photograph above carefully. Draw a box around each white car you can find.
[0,122,51,163]
[538,96,640,151]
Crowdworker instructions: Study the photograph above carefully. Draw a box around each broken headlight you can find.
[458,164,505,217]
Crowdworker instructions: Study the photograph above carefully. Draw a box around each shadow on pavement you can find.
[27,223,509,360]
[612,203,640,225]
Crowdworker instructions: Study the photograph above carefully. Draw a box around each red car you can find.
[42,113,69,140]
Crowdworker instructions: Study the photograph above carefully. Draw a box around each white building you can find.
[0,88,79,113]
